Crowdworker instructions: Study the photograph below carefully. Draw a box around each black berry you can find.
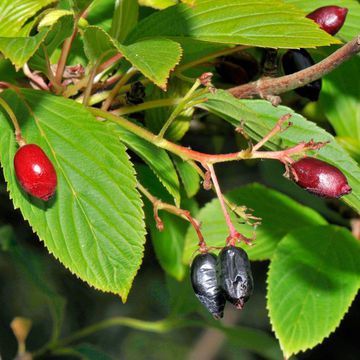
[282,49,322,101]
[307,6,348,35]
[190,253,225,319]
[218,246,253,310]
[291,157,352,198]
[215,53,259,85]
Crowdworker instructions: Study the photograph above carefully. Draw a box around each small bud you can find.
[282,49,322,101]
[307,6,348,35]
[191,253,225,319]
[217,246,253,310]
[291,157,352,198]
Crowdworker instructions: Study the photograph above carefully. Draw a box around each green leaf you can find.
[0,30,48,70]
[83,26,182,89]
[110,0,139,43]
[29,15,75,73]
[38,9,74,28]
[183,183,326,263]
[336,137,360,163]
[139,0,177,9]
[127,0,339,48]
[86,0,114,32]
[0,15,74,71]
[319,54,360,141]
[0,89,146,301]
[267,225,360,358]
[111,122,181,206]
[145,79,193,140]
[173,156,200,198]
[70,0,94,13]
[0,0,56,37]
[0,225,66,342]
[198,90,360,213]
[284,0,360,42]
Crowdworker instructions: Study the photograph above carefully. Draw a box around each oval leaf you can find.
[127,0,339,48]
[267,225,360,357]
[0,89,146,301]
[0,0,56,37]
[83,26,182,89]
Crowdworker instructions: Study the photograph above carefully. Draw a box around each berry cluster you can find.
[190,246,253,319]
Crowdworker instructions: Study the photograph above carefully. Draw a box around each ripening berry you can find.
[14,144,57,201]
[291,157,352,198]
[191,253,225,319]
[307,6,348,35]
[217,246,253,310]
[282,49,322,101]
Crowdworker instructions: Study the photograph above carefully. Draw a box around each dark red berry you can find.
[291,157,351,198]
[14,144,57,201]
[215,53,259,85]
[191,253,225,319]
[307,6,348,35]
[282,49,322,101]
[217,246,253,310]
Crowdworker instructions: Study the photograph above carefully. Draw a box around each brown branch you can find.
[229,34,360,99]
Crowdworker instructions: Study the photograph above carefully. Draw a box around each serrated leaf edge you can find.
[0,91,147,301]
[266,225,360,358]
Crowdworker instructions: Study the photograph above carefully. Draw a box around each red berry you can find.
[14,144,57,201]
[306,6,348,35]
[291,157,351,198]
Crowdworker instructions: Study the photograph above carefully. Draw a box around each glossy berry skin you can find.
[291,157,352,198]
[282,49,322,101]
[217,246,253,310]
[307,6,348,35]
[191,253,225,319]
[14,144,57,201]
[215,53,259,85]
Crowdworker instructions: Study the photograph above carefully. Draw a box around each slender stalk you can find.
[22,64,49,91]
[157,79,202,138]
[0,97,26,146]
[207,164,239,245]
[112,98,181,116]
[90,108,322,165]
[42,45,63,93]
[137,183,206,250]
[252,113,292,151]
[230,34,360,99]
[55,20,79,85]
[82,61,101,106]
[32,317,174,357]
[101,67,138,111]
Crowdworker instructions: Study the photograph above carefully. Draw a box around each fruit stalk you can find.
[0,97,26,146]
